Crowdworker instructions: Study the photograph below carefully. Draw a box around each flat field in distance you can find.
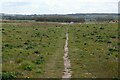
[2,22,118,78]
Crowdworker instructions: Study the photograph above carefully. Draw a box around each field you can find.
[68,23,118,78]
[2,22,118,78]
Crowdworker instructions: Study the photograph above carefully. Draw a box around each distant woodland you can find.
[1,13,118,23]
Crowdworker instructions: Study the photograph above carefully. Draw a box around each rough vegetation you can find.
[2,22,118,78]
[68,23,118,78]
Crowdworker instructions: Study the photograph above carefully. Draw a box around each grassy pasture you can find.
[2,22,66,78]
[2,22,118,78]
[68,23,118,78]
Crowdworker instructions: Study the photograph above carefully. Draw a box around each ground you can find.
[2,22,118,78]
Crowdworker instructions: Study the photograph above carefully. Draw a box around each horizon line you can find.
[1,12,119,15]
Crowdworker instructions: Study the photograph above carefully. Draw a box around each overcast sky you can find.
[0,0,119,14]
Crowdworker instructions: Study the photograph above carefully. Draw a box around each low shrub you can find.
[2,72,17,79]
[35,56,44,64]
[24,65,33,71]
[20,61,34,71]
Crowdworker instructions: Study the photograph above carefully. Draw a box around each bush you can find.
[35,57,44,64]
[24,65,33,71]
[20,61,34,71]
[109,48,117,52]
[34,51,40,54]
[2,72,17,79]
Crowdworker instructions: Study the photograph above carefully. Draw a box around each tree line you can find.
[35,16,85,23]
[2,14,118,23]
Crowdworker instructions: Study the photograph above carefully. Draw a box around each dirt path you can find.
[62,29,72,79]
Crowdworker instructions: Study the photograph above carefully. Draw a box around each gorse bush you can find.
[109,48,117,52]
[2,72,17,79]
[20,61,34,71]
[35,56,44,64]
[24,65,33,71]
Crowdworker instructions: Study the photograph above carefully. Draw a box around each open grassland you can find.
[2,22,118,78]
[2,22,66,78]
[68,23,118,78]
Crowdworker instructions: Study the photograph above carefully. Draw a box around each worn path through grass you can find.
[62,28,72,78]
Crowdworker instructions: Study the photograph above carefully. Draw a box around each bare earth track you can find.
[62,29,72,79]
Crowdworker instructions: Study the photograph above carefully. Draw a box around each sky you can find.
[0,0,119,14]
